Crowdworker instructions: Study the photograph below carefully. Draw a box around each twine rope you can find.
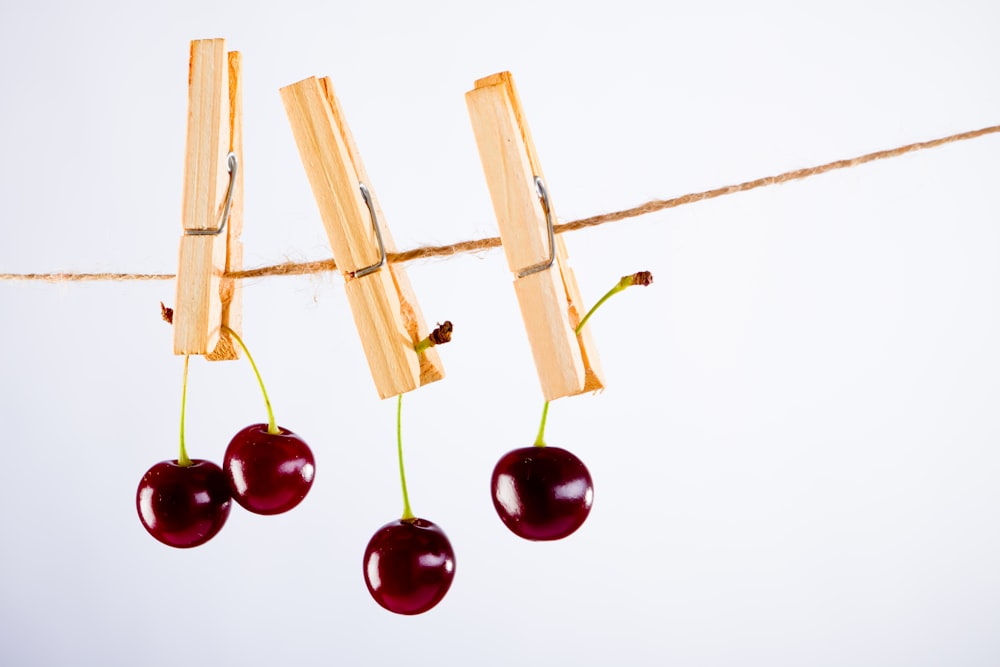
[3,123,998,283]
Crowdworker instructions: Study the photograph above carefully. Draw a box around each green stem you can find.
[575,279,627,335]
[414,338,432,355]
[533,400,550,448]
[530,272,649,451]
[223,326,279,435]
[574,271,652,335]
[397,394,415,521]
[178,355,192,467]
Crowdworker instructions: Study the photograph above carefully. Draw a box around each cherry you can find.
[221,326,315,515]
[224,424,314,514]
[364,392,456,614]
[491,445,593,541]
[363,518,456,615]
[490,272,651,541]
[136,459,231,548]
[136,355,230,548]
[491,401,594,541]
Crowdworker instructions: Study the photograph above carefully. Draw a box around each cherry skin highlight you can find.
[223,423,315,515]
[363,518,456,615]
[136,459,231,548]
[491,446,594,541]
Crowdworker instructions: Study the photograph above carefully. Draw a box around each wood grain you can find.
[318,78,444,387]
[174,38,231,356]
[467,71,604,400]
[282,76,433,398]
[207,49,244,361]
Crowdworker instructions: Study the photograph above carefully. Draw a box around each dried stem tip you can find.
[624,271,653,288]
[160,302,174,324]
[428,321,453,346]
[415,321,453,354]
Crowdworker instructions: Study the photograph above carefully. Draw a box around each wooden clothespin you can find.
[173,38,243,360]
[280,76,444,399]
[466,71,604,401]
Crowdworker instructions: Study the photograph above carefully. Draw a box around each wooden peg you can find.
[173,38,243,359]
[466,71,604,401]
[280,76,444,399]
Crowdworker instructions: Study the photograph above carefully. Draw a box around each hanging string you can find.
[3,123,998,284]
[0,272,176,282]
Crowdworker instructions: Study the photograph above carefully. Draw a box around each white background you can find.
[2,1,999,665]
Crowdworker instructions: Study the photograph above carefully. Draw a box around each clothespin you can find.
[280,76,444,399]
[466,71,604,401]
[173,38,243,360]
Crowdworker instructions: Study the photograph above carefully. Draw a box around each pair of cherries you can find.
[137,324,315,549]
[136,423,315,548]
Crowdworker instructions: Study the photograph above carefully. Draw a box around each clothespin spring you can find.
[186,152,238,237]
[516,176,555,278]
[353,182,387,278]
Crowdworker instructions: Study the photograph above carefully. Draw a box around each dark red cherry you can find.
[363,518,456,615]
[136,459,231,548]
[223,423,315,515]
[491,446,594,541]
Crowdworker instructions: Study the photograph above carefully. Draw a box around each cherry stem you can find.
[396,394,415,521]
[178,355,192,467]
[574,271,653,336]
[529,272,651,449]
[222,325,279,435]
[533,400,550,448]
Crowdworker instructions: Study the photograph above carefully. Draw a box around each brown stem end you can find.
[416,321,454,354]
[626,271,653,287]
[428,321,453,346]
